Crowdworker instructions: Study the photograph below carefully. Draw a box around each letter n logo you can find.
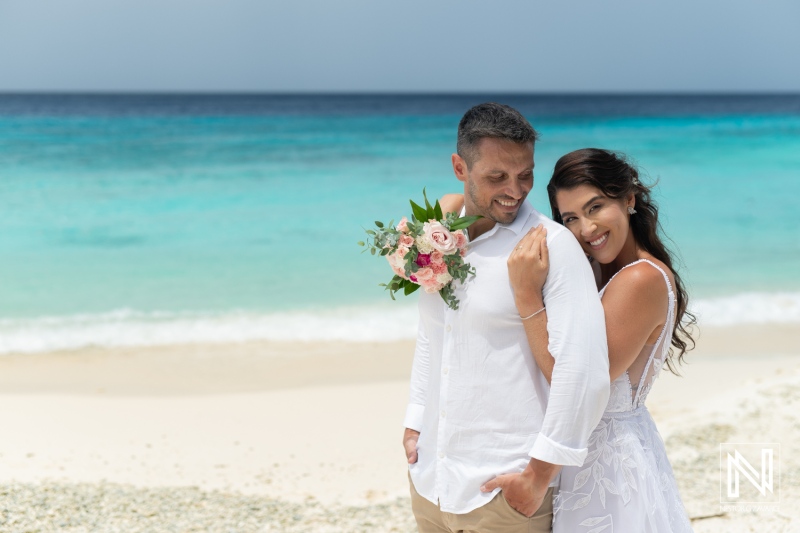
[720,443,780,504]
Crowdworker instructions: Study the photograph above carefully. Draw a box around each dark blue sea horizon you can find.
[1,92,799,118]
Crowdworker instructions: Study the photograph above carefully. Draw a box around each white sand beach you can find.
[1,324,799,532]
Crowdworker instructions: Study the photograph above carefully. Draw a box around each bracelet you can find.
[520,306,546,320]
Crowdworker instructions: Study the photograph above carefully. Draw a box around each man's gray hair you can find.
[457,103,540,168]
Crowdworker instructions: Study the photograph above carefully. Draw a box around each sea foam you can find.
[0,306,418,354]
[691,291,800,327]
[0,292,798,354]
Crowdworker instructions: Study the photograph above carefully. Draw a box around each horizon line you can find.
[0,90,799,97]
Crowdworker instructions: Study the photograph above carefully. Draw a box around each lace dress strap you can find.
[632,260,675,407]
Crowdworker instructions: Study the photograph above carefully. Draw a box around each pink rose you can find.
[416,253,431,267]
[423,221,457,254]
[431,260,447,275]
[422,279,440,293]
[414,267,434,282]
[387,250,408,279]
[399,234,414,247]
[454,231,467,249]
[396,217,409,233]
[396,245,409,258]
[430,250,444,263]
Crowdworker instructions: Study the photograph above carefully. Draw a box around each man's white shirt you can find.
[404,201,610,514]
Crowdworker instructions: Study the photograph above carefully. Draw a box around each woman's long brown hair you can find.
[547,148,696,374]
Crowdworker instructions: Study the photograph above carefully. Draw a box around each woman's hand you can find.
[509,225,555,382]
[508,225,549,316]
[438,193,464,215]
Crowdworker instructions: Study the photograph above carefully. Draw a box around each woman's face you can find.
[555,184,634,264]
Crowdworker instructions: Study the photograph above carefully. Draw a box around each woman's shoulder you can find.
[630,257,676,292]
[604,258,673,304]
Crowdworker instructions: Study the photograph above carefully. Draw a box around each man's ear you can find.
[452,153,468,183]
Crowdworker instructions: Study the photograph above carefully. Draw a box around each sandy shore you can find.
[0,324,799,531]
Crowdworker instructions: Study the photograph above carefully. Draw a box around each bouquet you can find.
[359,190,480,310]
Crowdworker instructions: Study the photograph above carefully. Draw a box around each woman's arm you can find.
[508,226,555,383]
[525,262,668,384]
[439,193,464,215]
[511,232,669,383]
[520,300,554,383]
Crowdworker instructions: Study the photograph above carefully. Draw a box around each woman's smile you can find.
[587,231,609,250]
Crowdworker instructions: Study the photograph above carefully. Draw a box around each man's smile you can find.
[496,199,519,207]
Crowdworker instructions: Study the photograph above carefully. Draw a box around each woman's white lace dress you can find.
[553,259,693,533]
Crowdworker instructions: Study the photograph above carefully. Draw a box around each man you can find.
[403,103,610,533]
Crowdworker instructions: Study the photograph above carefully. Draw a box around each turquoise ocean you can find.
[1,94,799,353]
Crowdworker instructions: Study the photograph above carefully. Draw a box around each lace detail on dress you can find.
[606,373,633,413]
[553,259,692,532]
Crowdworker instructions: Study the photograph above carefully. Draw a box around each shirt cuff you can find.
[404,403,425,432]
[529,433,588,467]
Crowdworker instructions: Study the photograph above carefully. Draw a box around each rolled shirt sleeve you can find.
[529,229,610,466]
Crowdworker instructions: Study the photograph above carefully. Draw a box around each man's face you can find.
[454,138,534,225]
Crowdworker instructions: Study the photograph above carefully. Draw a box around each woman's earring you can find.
[628,206,637,215]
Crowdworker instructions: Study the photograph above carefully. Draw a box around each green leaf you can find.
[422,188,436,220]
[365,229,376,235]
[434,200,443,220]
[357,241,365,246]
[370,248,375,255]
[448,215,482,230]
[389,276,404,291]
[375,220,384,228]
[410,200,428,223]
[404,282,421,295]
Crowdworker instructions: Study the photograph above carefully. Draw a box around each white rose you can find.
[423,221,457,254]
[415,236,434,254]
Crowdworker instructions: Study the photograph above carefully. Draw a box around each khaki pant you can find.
[409,475,554,533]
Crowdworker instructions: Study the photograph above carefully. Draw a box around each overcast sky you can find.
[0,0,797,93]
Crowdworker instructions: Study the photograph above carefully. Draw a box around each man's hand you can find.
[480,459,558,517]
[403,428,420,464]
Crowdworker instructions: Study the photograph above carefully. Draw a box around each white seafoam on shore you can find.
[1,291,799,354]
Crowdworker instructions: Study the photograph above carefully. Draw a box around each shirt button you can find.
[440,410,446,418]
[442,367,449,375]
[446,325,452,332]
[438,452,445,459]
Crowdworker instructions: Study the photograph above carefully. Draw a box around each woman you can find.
[441,148,694,532]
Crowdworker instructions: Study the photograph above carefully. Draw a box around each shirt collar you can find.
[462,201,533,243]
[503,201,534,235]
